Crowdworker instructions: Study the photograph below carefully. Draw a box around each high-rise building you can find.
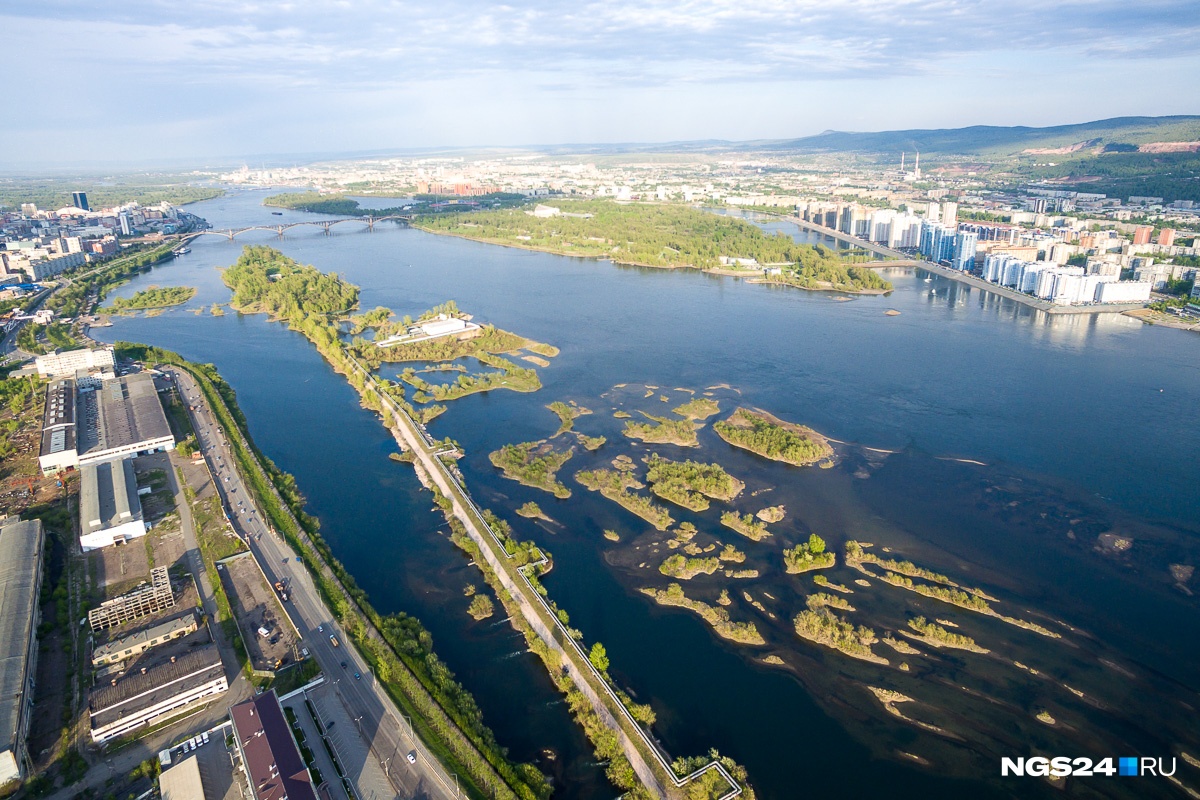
[1157,228,1176,247]
[71,191,90,212]
[951,230,978,271]
[941,202,958,228]
[118,213,132,237]
[1132,225,1153,245]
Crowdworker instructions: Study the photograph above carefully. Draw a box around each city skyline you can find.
[3,0,1200,166]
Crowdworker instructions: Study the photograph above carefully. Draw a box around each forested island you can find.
[622,413,699,447]
[644,455,743,511]
[641,584,765,645]
[575,468,675,530]
[488,442,573,498]
[714,408,832,466]
[102,285,197,312]
[413,200,892,292]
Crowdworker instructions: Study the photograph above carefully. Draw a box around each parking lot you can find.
[217,550,296,673]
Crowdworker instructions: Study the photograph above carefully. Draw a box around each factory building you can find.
[229,691,317,800]
[38,372,175,476]
[0,519,45,786]
[92,614,198,668]
[34,347,115,379]
[89,647,227,744]
[79,459,146,551]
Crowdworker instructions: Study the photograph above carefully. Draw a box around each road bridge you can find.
[191,215,412,242]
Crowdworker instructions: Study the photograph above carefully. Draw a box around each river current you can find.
[95,190,1200,800]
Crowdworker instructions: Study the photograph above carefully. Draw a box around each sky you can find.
[3,0,1199,167]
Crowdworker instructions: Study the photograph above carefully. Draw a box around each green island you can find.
[719,544,746,563]
[881,635,922,655]
[103,285,197,312]
[844,541,956,586]
[644,454,744,511]
[641,584,765,645]
[805,592,855,612]
[488,442,574,498]
[784,534,836,573]
[672,397,721,420]
[515,501,550,521]
[467,593,495,620]
[659,554,721,579]
[793,609,888,664]
[413,199,891,292]
[548,400,592,435]
[576,433,606,451]
[720,511,772,542]
[878,571,1060,638]
[756,505,786,523]
[575,468,674,530]
[622,413,699,447]
[904,617,989,653]
[713,408,832,466]
[812,574,853,593]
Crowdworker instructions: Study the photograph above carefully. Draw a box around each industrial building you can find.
[89,646,227,744]
[88,566,176,631]
[0,518,45,786]
[92,613,198,668]
[37,379,77,475]
[34,347,115,378]
[79,458,146,551]
[39,372,174,476]
[229,691,317,800]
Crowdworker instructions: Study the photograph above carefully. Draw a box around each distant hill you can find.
[767,116,1200,157]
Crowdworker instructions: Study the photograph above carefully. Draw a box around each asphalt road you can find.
[164,366,462,800]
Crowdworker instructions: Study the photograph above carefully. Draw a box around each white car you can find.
[406,751,417,764]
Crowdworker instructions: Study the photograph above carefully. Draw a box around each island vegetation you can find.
[641,584,765,645]
[103,285,196,312]
[784,534,836,573]
[719,544,746,563]
[467,593,495,620]
[713,408,832,466]
[672,397,720,420]
[793,610,888,664]
[516,501,550,521]
[719,511,772,542]
[643,455,743,511]
[575,468,674,530]
[414,199,891,293]
[622,413,699,447]
[756,505,786,523]
[577,434,606,451]
[489,442,573,498]
[805,592,855,612]
[904,617,989,653]
[548,401,591,435]
[659,554,721,580]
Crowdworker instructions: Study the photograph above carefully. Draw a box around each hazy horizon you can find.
[4,1,1200,167]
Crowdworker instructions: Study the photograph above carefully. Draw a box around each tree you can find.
[588,642,609,673]
[807,533,826,555]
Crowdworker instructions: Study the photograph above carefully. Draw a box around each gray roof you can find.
[38,379,76,459]
[81,459,143,534]
[93,613,197,663]
[78,373,171,458]
[0,518,45,754]
[90,646,223,723]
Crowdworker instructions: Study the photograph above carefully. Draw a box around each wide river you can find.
[97,190,1200,800]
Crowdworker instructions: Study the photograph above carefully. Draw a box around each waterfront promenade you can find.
[786,216,1147,315]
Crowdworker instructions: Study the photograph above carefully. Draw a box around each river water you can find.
[96,190,1200,800]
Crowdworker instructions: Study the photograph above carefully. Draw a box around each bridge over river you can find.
[189,214,412,241]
